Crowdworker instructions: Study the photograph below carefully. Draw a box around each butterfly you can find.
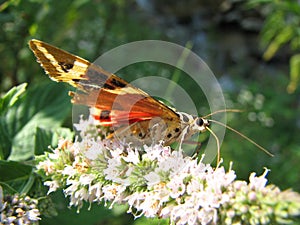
[29,39,273,162]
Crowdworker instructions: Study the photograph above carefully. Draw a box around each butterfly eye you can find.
[196,118,204,126]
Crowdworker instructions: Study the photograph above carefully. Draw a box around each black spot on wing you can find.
[59,62,74,72]
[111,78,126,88]
[100,110,111,120]
[102,78,127,90]
[103,83,115,90]
[174,127,180,132]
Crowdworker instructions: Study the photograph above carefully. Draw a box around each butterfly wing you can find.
[29,39,181,143]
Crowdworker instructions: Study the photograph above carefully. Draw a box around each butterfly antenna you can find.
[203,109,243,119]
[206,126,221,164]
[209,119,274,157]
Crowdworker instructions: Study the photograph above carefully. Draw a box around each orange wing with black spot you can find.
[29,39,180,127]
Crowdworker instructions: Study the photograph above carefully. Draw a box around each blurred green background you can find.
[1,0,300,224]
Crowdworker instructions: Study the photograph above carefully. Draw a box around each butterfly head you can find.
[192,117,210,132]
[178,112,210,134]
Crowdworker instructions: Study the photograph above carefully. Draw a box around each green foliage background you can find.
[0,0,299,224]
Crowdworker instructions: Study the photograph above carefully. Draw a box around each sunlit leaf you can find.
[287,54,300,93]
[263,26,293,60]
[291,33,300,50]
[0,84,27,159]
[0,82,71,161]
[133,217,169,225]
[0,83,27,113]
[260,11,284,46]
[29,23,38,36]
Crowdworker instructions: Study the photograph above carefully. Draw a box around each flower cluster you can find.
[0,187,40,225]
[35,116,300,225]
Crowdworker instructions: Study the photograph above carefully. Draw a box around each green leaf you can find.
[261,11,284,46]
[0,160,32,183]
[291,32,300,50]
[42,192,116,225]
[0,82,71,161]
[0,160,34,194]
[35,127,74,155]
[0,84,28,159]
[0,83,27,113]
[263,26,294,61]
[287,54,300,93]
[133,217,169,225]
